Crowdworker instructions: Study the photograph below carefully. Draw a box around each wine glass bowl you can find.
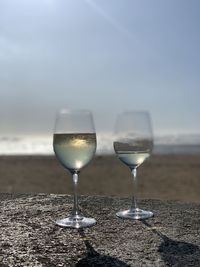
[53,109,97,228]
[53,132,96,172]
[113,111,154,220]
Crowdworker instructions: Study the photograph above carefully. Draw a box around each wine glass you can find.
[53,109,97,228]
[113,111,154,220]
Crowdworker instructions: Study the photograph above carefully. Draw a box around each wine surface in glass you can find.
[114,139,153,168]
[53,133,96,171]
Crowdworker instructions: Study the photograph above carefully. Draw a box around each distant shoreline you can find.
[153,144,200,155]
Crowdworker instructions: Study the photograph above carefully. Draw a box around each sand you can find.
[0,155,199,203]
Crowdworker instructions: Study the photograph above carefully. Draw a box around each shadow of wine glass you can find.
[76,229,130,267]
[142,220,200,266]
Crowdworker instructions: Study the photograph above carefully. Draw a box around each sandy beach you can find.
[0,155,199,203]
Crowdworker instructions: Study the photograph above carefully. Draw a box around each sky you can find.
[0,0,200,136]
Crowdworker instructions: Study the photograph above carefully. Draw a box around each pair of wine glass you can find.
[53,109,153,229]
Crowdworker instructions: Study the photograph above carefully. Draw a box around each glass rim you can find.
[57,108,93,115]
[118,110,150,115]
[116,110,152,120]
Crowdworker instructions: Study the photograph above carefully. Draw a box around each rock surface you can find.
[0,193,199,266]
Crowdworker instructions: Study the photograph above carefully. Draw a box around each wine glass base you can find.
[56,216,96,229]
[116,208,153,220]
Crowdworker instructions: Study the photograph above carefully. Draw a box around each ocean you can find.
[0,134,200,155]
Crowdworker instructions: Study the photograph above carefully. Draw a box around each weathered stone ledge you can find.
[0,193,199,266]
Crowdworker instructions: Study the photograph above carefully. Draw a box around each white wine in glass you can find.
[53,109,97,228]
[113,111,154,220]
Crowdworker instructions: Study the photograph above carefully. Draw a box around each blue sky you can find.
[0,0,200,135]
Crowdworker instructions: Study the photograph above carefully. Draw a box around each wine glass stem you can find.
[72,172,79,216]
[131,168,138,210]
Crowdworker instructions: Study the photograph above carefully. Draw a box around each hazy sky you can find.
[0,0,200,135]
